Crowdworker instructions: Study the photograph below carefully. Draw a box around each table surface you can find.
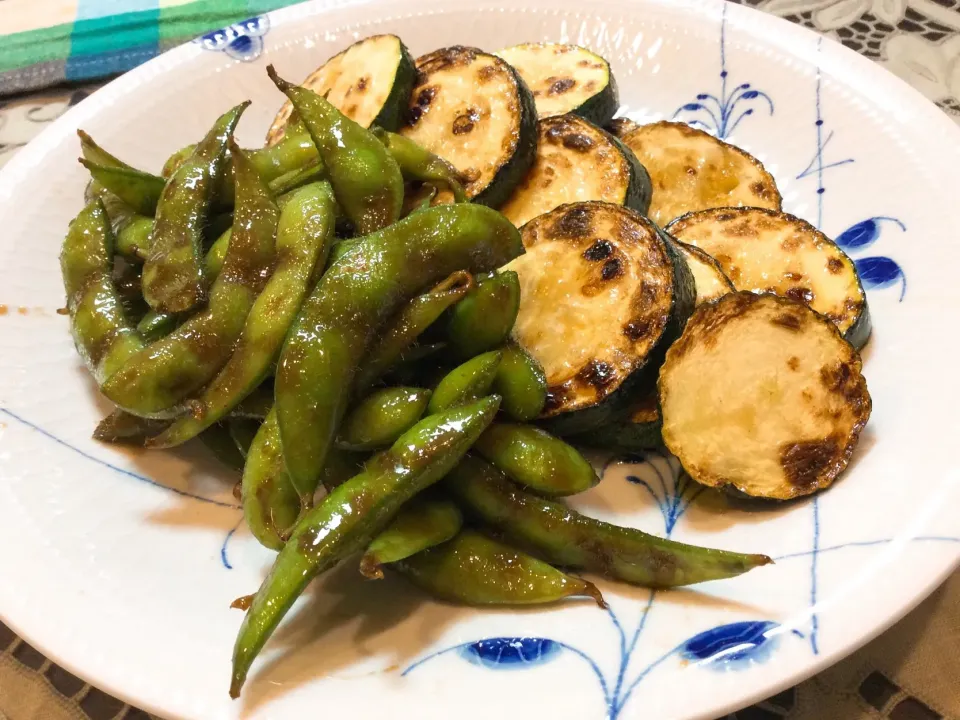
[1,0,959,718]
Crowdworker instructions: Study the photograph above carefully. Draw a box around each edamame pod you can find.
[493,344,547,421]
[142,102,247,313]
[136,309,180,342]
[241,410,301,551]
[267,66,404,235]
[354,271,474,394]
[149,181,337,446]
[230,396,500,698]
[372,128,466,202]
[77,130,133,170]
[92,409,169,446]
[338,387,431,451]
[395,530,605,607]
[428,350,502,414]
[274,203,522,500]
[60,200,145,383]
[473,423,598,496]
[445,455,773,587]
[228,382,273,420]
[102,141,278,416]
[446,270,520,359]
[359,497,462,579]
[79,159,164,216]
[115,216,154,261]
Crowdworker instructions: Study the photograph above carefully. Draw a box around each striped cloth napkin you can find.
[0,0,302,97]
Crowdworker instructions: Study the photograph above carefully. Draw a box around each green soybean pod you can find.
[395,530,605,607]
[493,344,547,421]
[446,455,774,588]
[446,270,520,359]
[473,423,598,497]
[427,351,502,414]
[338,387,431,451]
[359,496,462,579]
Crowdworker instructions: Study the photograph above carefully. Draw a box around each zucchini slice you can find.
[666,207,870,349]
[266,34,416,144]
[659,292,871,500]
[619,121,781,226]
[503,201,695,435]
[675,240,735,306]
[573,392,662,451]
[399,46,537,208]
[495,43,618,125]
[606,117,641,138]
[499,115,652,227]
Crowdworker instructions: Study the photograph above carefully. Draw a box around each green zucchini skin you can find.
[608,130,652,217]
[540,225,695,436]
[476,63,538,209]
[571,397,662,451]
[372,42,417,131]
[574,70,619,126]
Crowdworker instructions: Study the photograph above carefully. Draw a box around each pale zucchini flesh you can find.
[504,201,695,434]
[267,34,416,145]
[496,43,618,125]
[620,121,781,226]
[659,292,871,500]
[499,115,652,228]
[399,46,538,208]
[666,207,870,349]
[675,240,735,306]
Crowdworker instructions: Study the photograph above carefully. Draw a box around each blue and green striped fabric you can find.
[0,0,302,96]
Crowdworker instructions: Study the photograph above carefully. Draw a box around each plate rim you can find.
[0,1,958,718]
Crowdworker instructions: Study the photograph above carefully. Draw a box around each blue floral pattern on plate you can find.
[194,16,270,62]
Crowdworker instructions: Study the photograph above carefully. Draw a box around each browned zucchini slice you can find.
[398,46,538,208]
[495,43,618,125]
[619,120,781,226]
[503,201,695,435]
[675,240,735,306]
[266,34,416,144]
[659,292,871,500]
[499,114,651,227]
[666,207,870,349]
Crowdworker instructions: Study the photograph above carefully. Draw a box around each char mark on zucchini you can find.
[619,120,781,226]
[399,46,538,208]
[503,201,695,435]
[267,34,416,145]
[658,292,871,500]
[499,114,652,227]
[496,43,619,125]
[666,207,870,348]
[606,117,641,138]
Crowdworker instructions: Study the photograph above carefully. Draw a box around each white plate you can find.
[1,0,958,718]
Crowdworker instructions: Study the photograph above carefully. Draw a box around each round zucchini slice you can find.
[674,240,735,306]
[495,43,618,125]
[499,115,652,227]
[266,34,416,145]
[399,46,538,208]
[659,292,871,500]
[619,121,781,226]
[606,117,641,138]
[573,392,662,451]
[666,207,870,349]
[503,201,695,435]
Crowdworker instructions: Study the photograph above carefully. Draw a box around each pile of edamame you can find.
[60,66,770,698]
